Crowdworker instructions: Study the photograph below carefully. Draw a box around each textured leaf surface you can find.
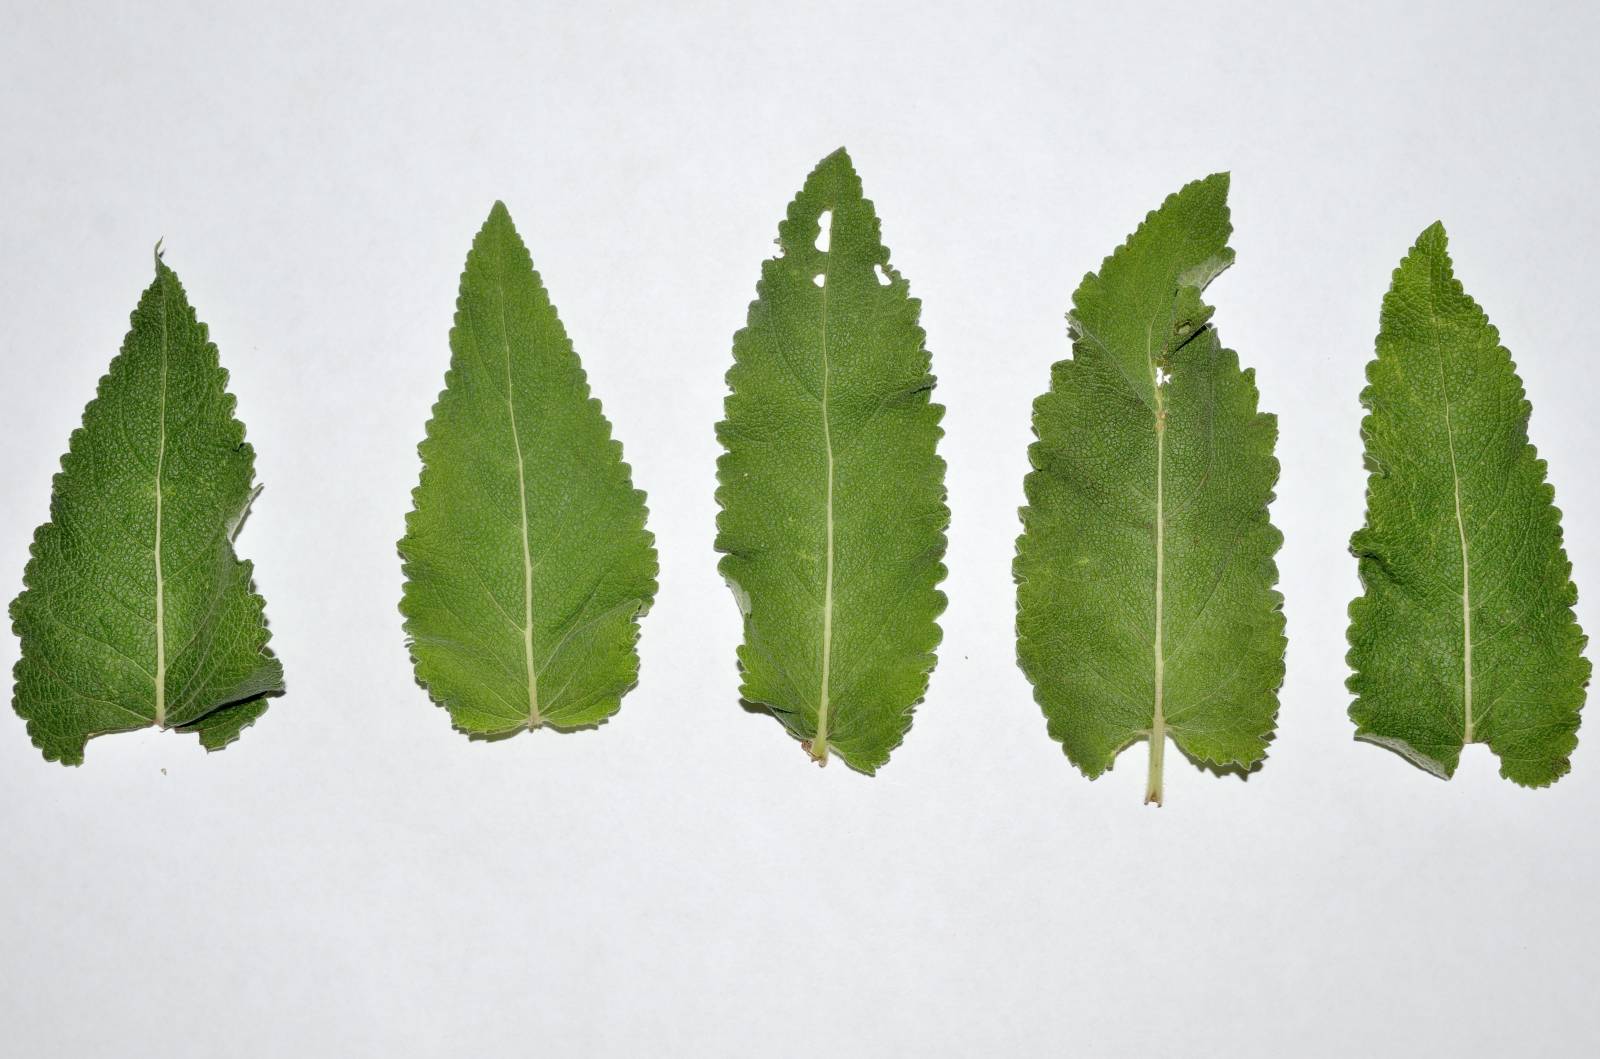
[715,149,947,774]
[11,256,282,764]
[1347,224,1588,785]
[1015,175,1284,804]
[400,203,656,737]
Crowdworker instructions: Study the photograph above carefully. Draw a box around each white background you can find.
[2,1,1596,1055]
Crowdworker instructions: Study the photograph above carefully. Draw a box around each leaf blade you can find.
[10,257,282,764]
[1347,223,1589,785]
[1015,175,1285,803]
[715,149,948,774]
[400,203,656,737]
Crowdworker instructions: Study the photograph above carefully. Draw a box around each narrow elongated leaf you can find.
[11,254,282,764]
[1015,175,1284,804]
[1347,224,1588,785]
[400,203,656,737]
[715,148,947,774]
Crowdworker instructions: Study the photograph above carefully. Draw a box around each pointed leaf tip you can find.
[1181,171,1231,208]
[484,200,515,229]
[800,148,865,208]
[475,202,527,257]
[1401,222,1451,270]
[813,146,858,180]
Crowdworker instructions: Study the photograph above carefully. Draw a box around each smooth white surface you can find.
[2,1,1597,1055]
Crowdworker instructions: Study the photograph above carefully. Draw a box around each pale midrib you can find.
[1439,369,1474,744]
[1147,320,1167,805]
[152,281,169,728]
[812,235,838,765]
[1426,295,1475,746]
[498,289,540,730]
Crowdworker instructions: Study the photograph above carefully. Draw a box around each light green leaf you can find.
[1015,174,1284,804]
[1347,223,1589,785]
[715,148,948,774]
[10,254,283,765]
[400,203,656,738]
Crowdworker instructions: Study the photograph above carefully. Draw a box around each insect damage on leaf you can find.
[10,252,283,765]
[715,148,948,774]
[399,203,657,738]
[1347,223,1588,785]
[1015,174,1285,805]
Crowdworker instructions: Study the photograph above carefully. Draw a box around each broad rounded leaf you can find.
[1347,223,1589,785]
[1016,175,1285,804]
[11,255,283,765]
[716,149,948,774]
[400,204,656,737]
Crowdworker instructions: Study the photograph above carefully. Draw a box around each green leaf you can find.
[1347,223,1589,785]
[10,254,283,765]
[715,148,948,774]
[1015,174,1285,804]
[399,203,656,737]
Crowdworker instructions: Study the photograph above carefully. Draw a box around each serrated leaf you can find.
[399,203,656,738]
[10,254,283,765]
[1015,174,1285,804]
[715,148,948,774]
[1347,223,1589,785]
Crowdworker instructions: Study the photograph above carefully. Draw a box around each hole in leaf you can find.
[813,273,825,288]
[874,263,892,286]
[815,210,832,253]
[1156,365,1171,385]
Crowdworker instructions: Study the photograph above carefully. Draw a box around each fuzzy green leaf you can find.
[715,149,948,774]
[1015,175,1285,804]
[400,203,656,737]
[1347,223,1589,785]
[10,255,283,765]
